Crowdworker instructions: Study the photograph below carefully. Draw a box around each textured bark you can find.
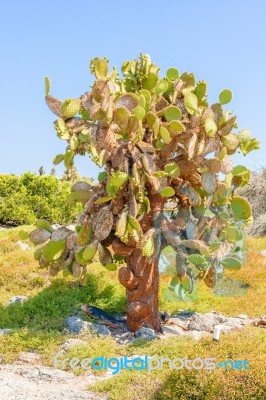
[114,191,166,333]
[119,249,162,333]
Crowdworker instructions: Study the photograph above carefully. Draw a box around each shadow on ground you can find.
[0,272,126,331]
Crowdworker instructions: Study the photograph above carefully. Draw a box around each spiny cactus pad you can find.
[27,54,259,302]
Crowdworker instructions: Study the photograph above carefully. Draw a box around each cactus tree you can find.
[30,54,259,333]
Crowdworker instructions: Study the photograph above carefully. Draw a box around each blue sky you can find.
[1,0,265,179]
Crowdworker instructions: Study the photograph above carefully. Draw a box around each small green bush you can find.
[0,172,82,225]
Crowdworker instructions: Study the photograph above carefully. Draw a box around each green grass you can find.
[0,226,265,399]
[90,327,266,400]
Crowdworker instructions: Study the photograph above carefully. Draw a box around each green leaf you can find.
[107,172,128,194]
[181,275,193,293]
[164,106,182,122]
[224,226,243,242]
[19,230,29,240]
[220,256,242,270]
[168,120,185,134]
[36,219,53,233]
[231,165,249,176]
[219,211,230,221]
[142,72,158,90]
[209,241,221,251]
[92,57,108,79]
[164,162,180,178]
[155,80,168,94]
[243,138,260,155]
[83,241,98,261]
[174,283,186,301]
[95,196,113,205]
[139,89,151,110]
[184,92,198,115]
[98,171,108,182]
[194,81,207,101]
[43,239,66,261]
[44,76,51,96]
[166,68,179,81]
[219,89,233,105]
[53,154,65,165]
[104,263,117,271]
[187,254,206,266]
[168,276,179,291]
[146,112,157,129]
[134,106,146,120]
[77,223,93,246]
[159,126,171,144]
[75,249,88,266]
[64,150,75,168]
[128,216,141,233]
[231,196,251,221]
[160,186,175,197]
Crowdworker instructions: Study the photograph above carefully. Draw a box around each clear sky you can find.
[0,0,265,179]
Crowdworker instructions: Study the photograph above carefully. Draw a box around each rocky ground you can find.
[0,359,108,400]
[65,309,265,343]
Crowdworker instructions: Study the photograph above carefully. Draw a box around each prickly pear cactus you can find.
[27,54,259,308]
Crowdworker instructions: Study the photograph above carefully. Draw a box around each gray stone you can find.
[135,327,159,340]
[169,317,190,330]
[177,310,195,317]
[65,316,87,334]
[65,316,111,336]
[188,312,226,331]
[223,317,245,328]
[0,329,11,335]
[8,296,28,306]
[161,325,184,336]
[92,324,111,336]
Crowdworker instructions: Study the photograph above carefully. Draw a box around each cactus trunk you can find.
[117,192,165,333]
[119,248,162,333]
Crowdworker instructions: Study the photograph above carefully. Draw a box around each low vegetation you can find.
[0,227,265,399]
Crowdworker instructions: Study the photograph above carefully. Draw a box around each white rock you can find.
[18,352,42,364]
[16,240,30,251]
[8,296,28,306]
[0,329,12,335]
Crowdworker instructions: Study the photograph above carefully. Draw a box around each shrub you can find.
[0,173,82,225]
